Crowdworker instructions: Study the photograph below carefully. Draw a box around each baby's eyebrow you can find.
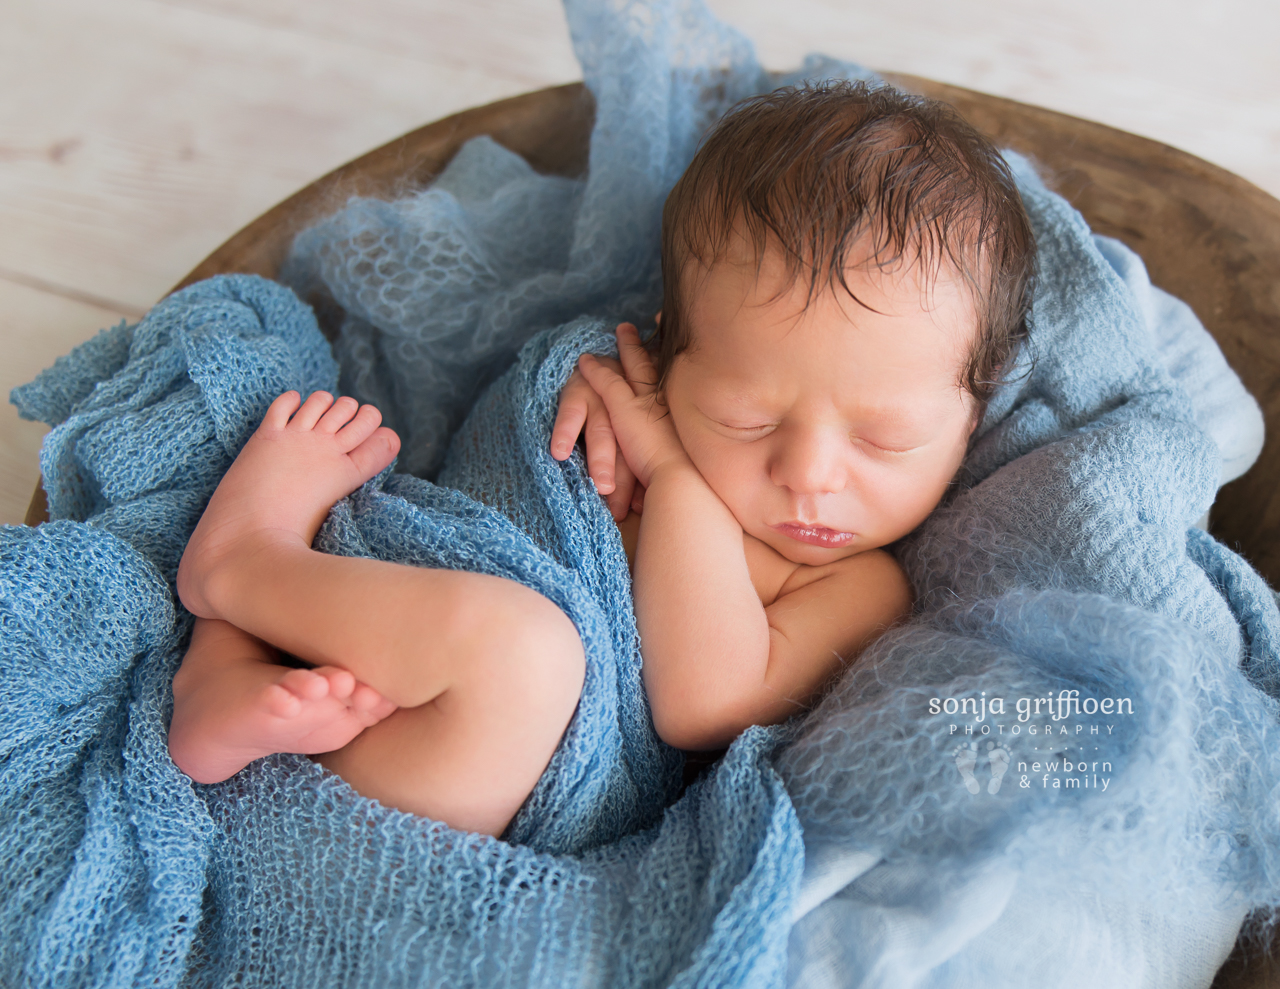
[697,385,778,413]
[853,404,929,428]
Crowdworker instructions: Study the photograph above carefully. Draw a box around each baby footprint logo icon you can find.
[987,742,1011,794]
[954,742,980,794]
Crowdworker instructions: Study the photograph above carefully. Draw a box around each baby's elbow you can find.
[652,714,739,752]
[649,696,755,752]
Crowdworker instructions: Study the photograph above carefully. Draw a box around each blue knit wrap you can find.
[6,0,1280,986]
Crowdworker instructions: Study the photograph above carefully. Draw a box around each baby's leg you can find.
[177,389,402,620]
[319,587,584,836]
[177,391,585,834]
[169,618,397,784]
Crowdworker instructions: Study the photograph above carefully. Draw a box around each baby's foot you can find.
[177,391,399,619]
[169,659,397,784]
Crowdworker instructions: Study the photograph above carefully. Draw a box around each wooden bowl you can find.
[21,76,1280,986]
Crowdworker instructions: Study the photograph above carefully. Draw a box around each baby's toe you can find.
[280,668,331,702]
[346,426,400,480]
[288,391,335,431]
[350,682,395,716]
[263,682,304,719]
[313,666,356,700]
[316,395,360,435]
[333,404,383,452]
[262,391,303,430]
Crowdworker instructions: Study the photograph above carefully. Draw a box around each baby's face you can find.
[663,243,979,567]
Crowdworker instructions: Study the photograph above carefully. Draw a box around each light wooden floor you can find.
[4,0,1278,524]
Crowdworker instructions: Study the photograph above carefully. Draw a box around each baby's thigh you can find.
[319,580,584,836]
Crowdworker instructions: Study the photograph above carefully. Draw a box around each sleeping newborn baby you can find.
[168,81,1036,837]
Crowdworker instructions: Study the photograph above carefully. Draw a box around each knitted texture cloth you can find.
[6,0,1280,986]
[5,274,803,989]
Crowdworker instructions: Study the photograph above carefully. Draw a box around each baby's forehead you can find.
[684,236,981,333]
[672,245,981,407]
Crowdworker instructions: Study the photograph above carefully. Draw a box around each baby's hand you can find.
[551,356,645,520]
[577,323,691,489]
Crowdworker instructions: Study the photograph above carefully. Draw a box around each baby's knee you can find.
[453,580,585,715]
[503,592,586,715]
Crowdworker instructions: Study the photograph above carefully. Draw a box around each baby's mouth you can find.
[772,522,855,548]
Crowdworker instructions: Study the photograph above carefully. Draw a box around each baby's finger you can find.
[631,482,646,516]
[551,390,590,461]
[584,401,618,495]
[606,454,638,520]
[616,323,658,396]
[578,354,635,408]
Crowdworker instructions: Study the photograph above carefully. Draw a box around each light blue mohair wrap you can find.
[6,1,1280,986]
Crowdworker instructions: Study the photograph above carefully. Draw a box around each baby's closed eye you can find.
[714,417,926,454]
[715,419,777,436]
[853,434,925,455]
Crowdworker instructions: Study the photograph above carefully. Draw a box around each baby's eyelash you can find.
[855,436,917,455]
[714,417,920,452]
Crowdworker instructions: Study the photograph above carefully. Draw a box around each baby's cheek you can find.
[863,467,950,540]
[692,442,761,497]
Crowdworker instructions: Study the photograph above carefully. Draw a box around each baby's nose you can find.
[769,426,847,496]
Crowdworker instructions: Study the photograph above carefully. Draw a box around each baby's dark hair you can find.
[656,80,1036,410]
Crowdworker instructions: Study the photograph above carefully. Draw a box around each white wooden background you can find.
[4,0,1278,524]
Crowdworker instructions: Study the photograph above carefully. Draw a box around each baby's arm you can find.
[636,469,910,749]
[579,326,912,750]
